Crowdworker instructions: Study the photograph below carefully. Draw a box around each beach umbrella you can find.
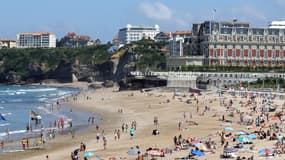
[224,127,234,131]
[258,148,273,155]
[127,148,139,155]
[247,133,257,139]
[235,131,246,136]
[237,136,249,143]
[224,147,238,153]
[191,150,205,156]
[84,152,95,158]
[195,143,207,151]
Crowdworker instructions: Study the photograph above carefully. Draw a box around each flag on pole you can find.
[30,110,37,117]
[0,113,6,121]
[30,111,37,117]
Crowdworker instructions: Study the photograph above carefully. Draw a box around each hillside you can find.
[0,45,112,83]
[0,39,168,84]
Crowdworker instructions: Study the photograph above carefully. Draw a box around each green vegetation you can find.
[176,65,285,73]
[0,45,111,80]
[131,38,167,71]
[241,77,285,89]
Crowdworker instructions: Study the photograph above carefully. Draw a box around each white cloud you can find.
[140,2,173,21]
[274,0,285,7]
[139,2,193,29]
[232,6,266,21]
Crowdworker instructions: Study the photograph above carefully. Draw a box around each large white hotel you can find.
[16,32,56,48]
[118,24,160,44]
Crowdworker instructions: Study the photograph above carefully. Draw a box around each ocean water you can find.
[0,85,96,141]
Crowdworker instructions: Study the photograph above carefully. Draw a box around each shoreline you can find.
[0,83,120,160]
[0,83,94,154]
[1,82,285,159]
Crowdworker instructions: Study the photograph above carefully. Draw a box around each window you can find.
[236,49,240,57]
[261,50,265,57]
[244,49,248,57]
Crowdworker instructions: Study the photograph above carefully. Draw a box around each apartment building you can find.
[118,24,160,44]
[0,39,16,48]
[16,32,56,48]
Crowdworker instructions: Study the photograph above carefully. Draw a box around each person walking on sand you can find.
[125,124,128,133]
[220,132,226,146]
[178,121,182,131]
[103,137,107,150]
[117,129,121,140]
[122,123,125,133]
[87,117,91,125]
[96,132,100,143]
[114,129,117,140]
[134,121,137,130]
[130,127,135,139]
[154,116,158,126]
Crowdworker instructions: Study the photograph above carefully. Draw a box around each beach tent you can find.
[235,131,246,136]
[247,134,257,139]
[224,147,238,153]
[127,148,140,155]
[237,136,249,143]
[84,152,95,157]
[258,148,273,155]
[195,143,207,151]
[191,150,205,156]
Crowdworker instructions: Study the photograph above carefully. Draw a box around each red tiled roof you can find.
[173,31,192,35]
[67,32,76,37]
[163,32,171,36]
[113,35,119,40]
[65,32,91,40]
[20,32,52,35]
[78,35,91,41]
[0,39,16,42]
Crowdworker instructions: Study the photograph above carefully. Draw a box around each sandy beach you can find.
[1,83,285,160]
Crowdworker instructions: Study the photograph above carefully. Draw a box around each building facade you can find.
[169,31,193,56]
[173,20,285,67]
[16,32,56,48]
[61,32,92,47]
[0,40,16,49]
[118,24,160,44]
[154,32,172,42]
[269,20,285,29]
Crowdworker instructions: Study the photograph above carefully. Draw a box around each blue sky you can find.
[0,0,285,42]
